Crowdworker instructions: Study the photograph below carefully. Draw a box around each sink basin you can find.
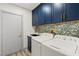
[31,34,39,36]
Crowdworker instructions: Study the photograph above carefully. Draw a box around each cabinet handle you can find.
[61,13,63,21]
[63,13,66,21]
[61,13,65,21]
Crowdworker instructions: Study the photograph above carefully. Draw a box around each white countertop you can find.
[31,33,78,56]
[29,33,54,43]
[32,36,53,43]
[42,39,77,56]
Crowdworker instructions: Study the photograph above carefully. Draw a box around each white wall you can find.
[0,11,1,55]
[0,3,35,49]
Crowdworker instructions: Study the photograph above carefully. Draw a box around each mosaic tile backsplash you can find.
[35,20,79,38]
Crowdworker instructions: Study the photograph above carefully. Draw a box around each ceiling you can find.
[13,3,40,11]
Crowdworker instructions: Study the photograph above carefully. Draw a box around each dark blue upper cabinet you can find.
[32,3,79,26]
[32,3,52,26]
[32,8,38,26]
[51,4,54,23]
[53,3,65,23]
[37,4,45,25]
[32,11,35,26]
[66,3,79,21]
[41,3,52,24]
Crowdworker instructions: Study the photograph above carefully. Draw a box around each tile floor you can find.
[8,50,31,56]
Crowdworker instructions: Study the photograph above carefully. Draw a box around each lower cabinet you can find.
[41,45,65,56]
[32,39,65,56]
[32,40,41,56]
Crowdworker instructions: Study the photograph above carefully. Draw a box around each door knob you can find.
[18,33,22,37]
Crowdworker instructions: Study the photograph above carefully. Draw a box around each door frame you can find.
[0,10,23,55]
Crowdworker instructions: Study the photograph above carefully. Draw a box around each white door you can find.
[0,11,1,55]
[2,11,22,55]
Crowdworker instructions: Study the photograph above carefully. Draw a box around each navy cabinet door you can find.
[32,10,36,26]
[53,3,65,23]
[66,3,79,21]
[41,3,52,24]
[51,3,54,23]
[37,4,45,25]
[32,8,38,26]
[33,3,52,25]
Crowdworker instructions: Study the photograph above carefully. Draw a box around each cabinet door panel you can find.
[32,9,38,26]
[41,45,65,56]
[51,4,54,23]
[32,3,52,25]
[37,4,45,25]
[66,3,79,21]
[32,11,36,26]
[32,40,41,56]
[41,3,52,24]
[53,3,65,22]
